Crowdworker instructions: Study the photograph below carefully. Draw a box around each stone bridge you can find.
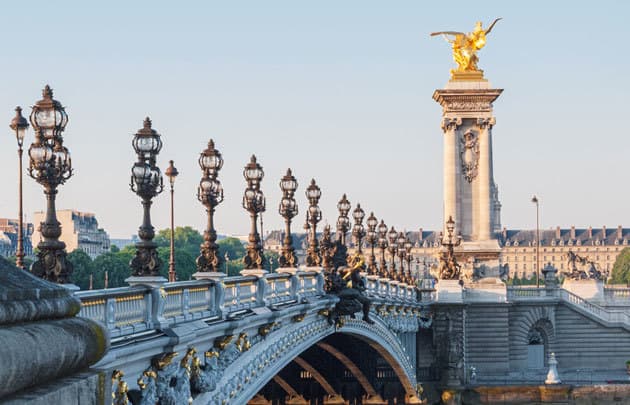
[8,263,630,404]
[77,269,428,404]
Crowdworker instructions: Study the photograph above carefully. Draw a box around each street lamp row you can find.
[8,86,418,286]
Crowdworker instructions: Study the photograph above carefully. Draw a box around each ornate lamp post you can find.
[196,140,224,274]
[242,155,266,270]
[332,194,351,268]
[28,86,74,283]
[387,227,398,279]
[351,204,366,254]
[532,195,540,288]
[10,107,29,270]
[320,225,334,271]
[377,220,389,277]
[305,179,322,267]
[438,215,462,280]
[129,117,164,279]
[366,212,378,275]
[165,160,179,282]
[405,237,414,284]
[278,169,298,268]
[397,232,407,281]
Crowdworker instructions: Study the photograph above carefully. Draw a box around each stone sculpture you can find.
[326,252,374,326]
[191,350,221,393]
[564,250,604,280]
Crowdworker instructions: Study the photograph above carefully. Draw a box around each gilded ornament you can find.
[431,18,502,77]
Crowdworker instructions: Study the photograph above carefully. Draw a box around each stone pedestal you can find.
[436,279,463,303]
[240,269,268,278]
[125,275,168,288]
[465,277,507,302]
[562,279,604,304]
[275,267,299,275]
[192,271,227,281]
[301,266,324,274]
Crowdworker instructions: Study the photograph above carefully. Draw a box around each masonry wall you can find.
[554,303,630,371]
[465,304,510,373]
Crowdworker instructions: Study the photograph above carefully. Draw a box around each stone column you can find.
[476,117,495,241]
[442,117,462,237]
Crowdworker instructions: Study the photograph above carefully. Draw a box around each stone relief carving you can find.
[460,129,479,183]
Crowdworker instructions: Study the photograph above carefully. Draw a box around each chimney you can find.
[587,226,592,239]
[418,228,423,241]
[602,226,607,239]
[502,227,507,240]
[618,225,623,240]
[555,226,561,240]
[570,226,576,240]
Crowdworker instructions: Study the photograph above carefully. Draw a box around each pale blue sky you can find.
[1,1,629,238]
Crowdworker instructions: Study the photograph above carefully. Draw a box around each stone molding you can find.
[432,89,503,114]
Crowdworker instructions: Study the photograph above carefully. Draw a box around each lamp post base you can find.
[240,269,268,278]
[125,276,168,288]
[192,271,227,281]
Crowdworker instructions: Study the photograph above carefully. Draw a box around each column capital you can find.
[476,117,496,130]
[441,117,462,132]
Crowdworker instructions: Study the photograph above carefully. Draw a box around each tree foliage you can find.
[155,226,204,258]
[64,229,253,289]
[611,247,630,284]
[69,249,94,290]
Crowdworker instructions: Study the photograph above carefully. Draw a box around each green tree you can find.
[611,247,630,284]
[6,256,34,269]
[218,237,246,276]
[155,247,197,281]
[154,226,204,258]
[510,272,521,286]
[264,250,280,272]
[92,252,131,289]
[68,249,94,290]
[217,237,246,261]
[110,245,120,253]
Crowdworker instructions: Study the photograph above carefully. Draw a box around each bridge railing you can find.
[604,286,630,303]
[77,270,422,338]
[362,275,429,303]
[559,288,630,327]
[506,286,554,300]
[77,286,154,338]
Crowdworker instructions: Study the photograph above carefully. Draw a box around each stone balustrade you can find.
[603,286,630,302]
[77,271,423,339]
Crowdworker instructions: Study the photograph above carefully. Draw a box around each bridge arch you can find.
[194,314,419,404]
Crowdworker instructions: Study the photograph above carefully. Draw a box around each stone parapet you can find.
[0,258,109,399]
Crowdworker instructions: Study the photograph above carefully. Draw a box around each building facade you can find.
[0,218,34,258]
[32,210,110,259]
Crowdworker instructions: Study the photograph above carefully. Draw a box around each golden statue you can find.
[431,18,501,76]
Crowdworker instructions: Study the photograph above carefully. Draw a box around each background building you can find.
[32,209,110,259]
[0,218,34,258]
